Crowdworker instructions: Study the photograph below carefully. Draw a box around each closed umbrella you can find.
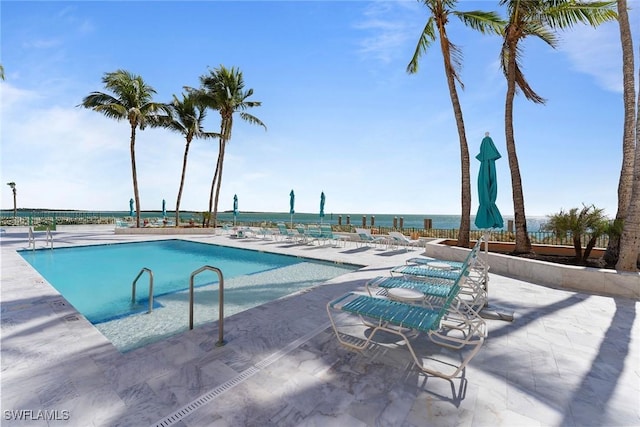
[475,132,503,230]
[233,194,238,226]
[162,199,166,218]
[475,132,512,321]
[129,198,134,217]
[319,191,325,224]
[289,190,295,229]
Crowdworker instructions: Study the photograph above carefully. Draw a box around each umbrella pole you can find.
[479,229,515,322]
[484,230,489,296]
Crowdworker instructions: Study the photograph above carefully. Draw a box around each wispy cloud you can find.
[354,0,422,63]
[557,12,635,94]
[23,38,62,49]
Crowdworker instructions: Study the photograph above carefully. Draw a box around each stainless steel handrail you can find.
[28,227,35,250]
[189,265,225,347]
[45,227,53,249]
[131,268,154,314]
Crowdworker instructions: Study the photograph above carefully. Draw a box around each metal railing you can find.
[131,268,154,314]
[347,226,610,249]
[4,212,610,249]
[45,227,54,249]
[28,227,35,250]
[189,265,226,347]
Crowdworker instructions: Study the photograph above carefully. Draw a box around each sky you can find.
[1,1,638,218]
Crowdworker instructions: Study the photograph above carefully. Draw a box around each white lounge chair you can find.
[276,223,304,243]
[319,224,351,247]
[387,231,422,250]
[354,228,387,248]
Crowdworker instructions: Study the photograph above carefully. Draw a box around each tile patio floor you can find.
[1,228,639,426]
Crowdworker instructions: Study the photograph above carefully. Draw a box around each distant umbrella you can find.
[233,194,238,226]
[289,189,295,228]
[129,198,134,217]
[319,191,325,223]
[162,199,166,217]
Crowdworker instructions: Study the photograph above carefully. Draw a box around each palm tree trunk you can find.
[130,124,141,228]
[206,140,223,228]
[616,39,640,271]
[605,0,636,266]
[505,42,531,254]
[175,136,193,226]
[436,18,470,247]
[212,118,231,229]
[212,142,226,229]
[12,189,16,217]
[443,67,471,248]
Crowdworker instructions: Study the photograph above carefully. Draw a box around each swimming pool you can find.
[19,240,357,351]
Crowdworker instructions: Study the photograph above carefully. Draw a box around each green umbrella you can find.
[474,133,513,321]
[475,133,503,230]
[233,194,238,226]
[289,190,295,228]
[129,198,134,217]
[319,191,325,223]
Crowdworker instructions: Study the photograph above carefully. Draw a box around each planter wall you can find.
[425,239,639,299]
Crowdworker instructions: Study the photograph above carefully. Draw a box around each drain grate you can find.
[152,322,330,426]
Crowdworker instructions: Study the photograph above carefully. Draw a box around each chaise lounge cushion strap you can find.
[393,265,461,281]
[341,295,440,331]
[375,277,451,298]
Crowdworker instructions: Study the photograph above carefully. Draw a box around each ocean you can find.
[1,210,549,231]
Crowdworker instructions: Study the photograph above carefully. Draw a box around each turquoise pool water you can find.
[19,240,356,325]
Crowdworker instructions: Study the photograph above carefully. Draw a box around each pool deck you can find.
[1,228,639,426]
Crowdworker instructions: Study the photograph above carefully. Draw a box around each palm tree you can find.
[163,93,219,226]
[408,0,504,248]
[0,64,5,80]
[195,66,266,228]
[499,0,617,253]
[79,70,170,227]
[6,182,16,217]
[605,0,636,267]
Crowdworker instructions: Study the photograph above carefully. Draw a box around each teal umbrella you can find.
[233,194,238,226]
[319,191,325,223]
[289,190,295,228]
[474,133,513,321]
[129,198,134,217]
[475,133,504,230]
[162,199,166,218]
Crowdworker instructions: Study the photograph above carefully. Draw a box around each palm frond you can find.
[238,112,267,130]
[544,1,617,28]
[407,18,436,74]
[513,45,546,104]
[522,21,557,48]
[442,38,464,88]
[453,10,506,35]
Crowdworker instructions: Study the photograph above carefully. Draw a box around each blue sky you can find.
[1,1,637,217]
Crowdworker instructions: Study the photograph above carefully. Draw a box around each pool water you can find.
[19,240,357,351]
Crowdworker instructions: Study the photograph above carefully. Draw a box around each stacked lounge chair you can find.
[327,260,486,379]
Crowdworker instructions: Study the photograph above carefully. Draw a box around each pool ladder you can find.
[130,265,226,347]
[27,226,54,250]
